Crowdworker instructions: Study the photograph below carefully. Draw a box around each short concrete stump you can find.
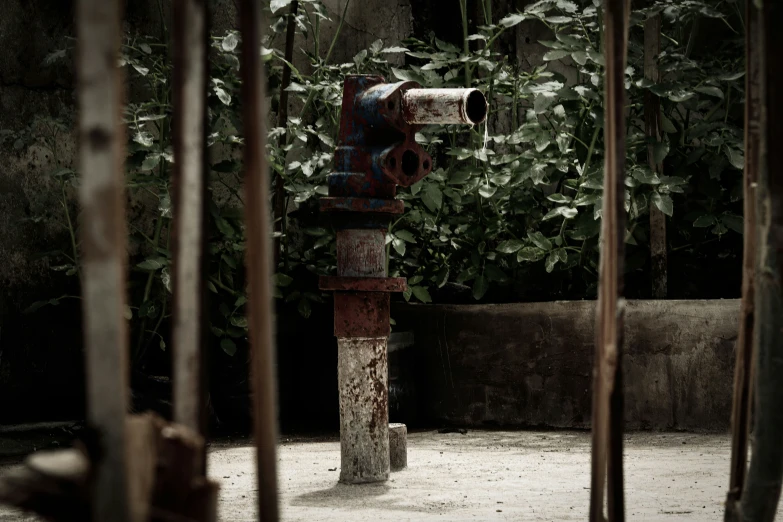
[389,423,407,471]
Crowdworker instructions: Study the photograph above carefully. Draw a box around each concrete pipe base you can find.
[389,423,407,471]
[337,337,390,484]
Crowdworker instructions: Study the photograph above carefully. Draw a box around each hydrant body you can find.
[320,75,487,484]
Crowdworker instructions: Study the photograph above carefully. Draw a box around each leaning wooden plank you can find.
[739,1,783,520]
[238,1,281,520]
[75,0,131,520]
[590,0,629,521]
[724,1,760,519]
[644,15,667,299]
[171,0,210,464]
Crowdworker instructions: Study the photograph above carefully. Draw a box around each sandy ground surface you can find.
[1,430,782,521]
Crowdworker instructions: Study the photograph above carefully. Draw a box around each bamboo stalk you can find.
[238,1,280,520]
[75,0,130,520]
[590,0,629,520]
[724,1,759,519]
[739,1,783,520]
[644,15,667,299]
[171,0,210,469]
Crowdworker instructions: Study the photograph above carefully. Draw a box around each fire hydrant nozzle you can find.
[319,75,486,484]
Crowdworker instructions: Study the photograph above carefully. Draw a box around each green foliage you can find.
[23,0,745,363]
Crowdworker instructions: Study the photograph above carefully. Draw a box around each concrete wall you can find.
[393,299,739,431]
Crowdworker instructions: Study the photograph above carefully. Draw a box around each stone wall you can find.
[393,299,739,431]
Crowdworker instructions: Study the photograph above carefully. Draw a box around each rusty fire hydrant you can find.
[319,75,487,484]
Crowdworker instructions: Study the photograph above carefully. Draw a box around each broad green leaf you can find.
[725,147,744,169]
[547,193,572,203]
[395,230,417,243]
[472,276,488,300]
[695,86,724,99]
[230,315,248,328]
[137,258,164,271]
[528,231,552,251]
[221,338,237,356]
[543,206,578,221]
[651,192,673,217]
[496,240,524,254]
[222,33,238,52]
[392,238,406,256]
[653,141,669,164]
[517,247,545,262]
[273,273,294,287]
[632,166,660,184]
[661,114,677,133]
[411,286,432,303]
[543,50,569,61]
[478,183,497,198]
[434,267,449,288]
[545,252,558,273]
[693,215,716,227]
[298,297,312,319]
[215,86,231,105]
[499,13,528,27]
[485,264,508,283]
[566,48,588,65]
[422,183,443,211]
[721,214,743,234]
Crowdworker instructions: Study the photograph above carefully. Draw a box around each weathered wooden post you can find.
[590,0,629,520]
[738,0,783,520]
[644,15,667,299]
[76,0,131,519]
[171,0,210,464]
[238,0,281,520]
[725,1,760,518]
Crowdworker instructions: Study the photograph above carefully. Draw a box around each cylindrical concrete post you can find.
[389,423,407,471]
[338,337,390,483]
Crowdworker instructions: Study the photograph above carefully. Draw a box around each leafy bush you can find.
[20,0,744,367]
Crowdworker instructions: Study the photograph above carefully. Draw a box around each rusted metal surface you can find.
[76,0,131,519]
[336,229,386,277]
[320,276,407,293]
[402,88,488,126]
[725,2,760,518]
[321,75,485,484]
[320,197,404,215]
[337,337,390,484]
[171,0,209,456]
[591,0,629,520]
[238,0,280,519]
[333,293,391,338]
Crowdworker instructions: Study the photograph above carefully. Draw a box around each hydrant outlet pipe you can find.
[402,88,488,126]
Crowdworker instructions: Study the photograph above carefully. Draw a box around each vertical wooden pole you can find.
[238,1,280,520]
[273,0,298,269]
[644,15,667,299]
[725,2,759,519]
[590,0,629,520]
[171,0,210,466]
[740,0,783,520]
[76,0,130,520]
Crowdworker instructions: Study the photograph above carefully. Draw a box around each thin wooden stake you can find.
[644,15,667,299]
[273,0,298,268]
[171,0,210,461]
[238,1,280,520]
[590,0,629,520]
[725,2,759,519]
[76,0,130,520]
[739,0,783,520]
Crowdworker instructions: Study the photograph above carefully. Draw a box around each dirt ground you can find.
[1,430,782,521]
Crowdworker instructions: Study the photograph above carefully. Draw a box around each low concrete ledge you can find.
[392,299,739,431]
